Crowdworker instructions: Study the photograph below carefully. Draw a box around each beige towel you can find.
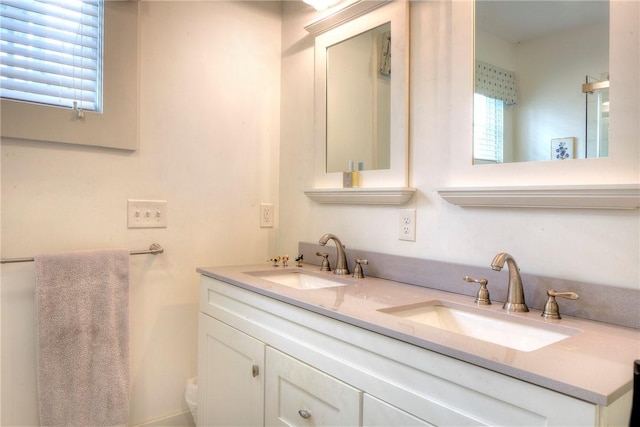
[35,249,130,427]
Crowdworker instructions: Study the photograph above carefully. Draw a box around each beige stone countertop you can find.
[197,264,640,406]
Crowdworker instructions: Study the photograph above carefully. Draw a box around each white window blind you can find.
[474,93,504,163]
[0,0,103,112]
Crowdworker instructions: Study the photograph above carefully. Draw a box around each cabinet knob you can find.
[298,409,312,419]
[252,364,259,377]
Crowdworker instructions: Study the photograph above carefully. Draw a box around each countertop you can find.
[197,264,640,406]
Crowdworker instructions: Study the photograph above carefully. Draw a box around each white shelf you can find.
[305,187,416,205]
[438,184,640,210]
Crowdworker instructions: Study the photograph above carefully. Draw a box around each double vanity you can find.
[195,0,639,423]
[197,245,638,426]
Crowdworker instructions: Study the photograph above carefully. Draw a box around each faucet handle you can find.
[463,276,491,305]
[542,289,579,320]
[316,252,331,271]
[353,259,368,278]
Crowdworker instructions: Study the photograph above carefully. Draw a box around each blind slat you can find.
[0,32,99,62]
[0,0,103,112]
[0,88,96,110]
[0,5,100,33]
[1,50,98,77]
[1,0,100,19]
[1,42,98,69]
[0,67,97,91]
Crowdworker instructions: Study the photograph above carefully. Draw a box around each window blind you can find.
[474,93,504,163]
[0,0,103,111]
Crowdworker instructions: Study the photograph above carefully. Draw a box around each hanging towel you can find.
[35,249,130,427]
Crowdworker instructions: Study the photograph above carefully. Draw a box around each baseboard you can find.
[132,410,195,427]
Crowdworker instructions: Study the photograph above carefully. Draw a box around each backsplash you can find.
[299,242,640,329]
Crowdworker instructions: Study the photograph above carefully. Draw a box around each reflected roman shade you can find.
[475,61,517,105]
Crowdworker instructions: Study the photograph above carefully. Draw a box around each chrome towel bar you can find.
[1,243,164,264]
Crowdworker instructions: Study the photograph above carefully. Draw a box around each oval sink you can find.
[378,300,580,352]
[249,270,349,290]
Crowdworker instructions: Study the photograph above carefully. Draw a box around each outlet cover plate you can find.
[260,203,274,228]
[399,209,416,241]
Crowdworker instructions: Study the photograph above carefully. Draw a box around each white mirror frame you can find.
[438,0,639,209]
[312,0,409,191]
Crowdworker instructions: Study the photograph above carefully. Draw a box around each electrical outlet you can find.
[398,209,416,241]
[260,203,274,228]
[128,199,167,228]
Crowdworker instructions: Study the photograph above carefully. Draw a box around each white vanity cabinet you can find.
[198,314,362,427]
[198,275,626,427]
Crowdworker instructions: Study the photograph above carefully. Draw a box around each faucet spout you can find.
[491,252,529,312]
[318,233,350,275]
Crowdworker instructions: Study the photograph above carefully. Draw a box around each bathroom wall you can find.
[278,1,639,290]
[0,1,281,425]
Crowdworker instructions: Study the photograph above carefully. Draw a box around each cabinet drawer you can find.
[265,347,362,426]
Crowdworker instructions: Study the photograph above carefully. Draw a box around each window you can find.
[0,0,103,112]
[0,0,138,151]
[473,93,504,164]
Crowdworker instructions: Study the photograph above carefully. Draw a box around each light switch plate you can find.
[128,199,167,228]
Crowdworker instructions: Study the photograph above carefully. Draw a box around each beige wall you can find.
[278,0,639,289]
[1,1,281,425]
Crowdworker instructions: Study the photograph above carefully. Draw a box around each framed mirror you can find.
[473,0,610,164]
[440,0,638,209]
[312,0,409,189]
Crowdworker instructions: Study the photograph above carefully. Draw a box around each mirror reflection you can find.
[326,22,391,173]
[474,0,609,164]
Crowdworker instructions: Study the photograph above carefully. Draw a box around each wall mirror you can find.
[474,0,609,164]
[311,0,409,190]
[326,21,391,173]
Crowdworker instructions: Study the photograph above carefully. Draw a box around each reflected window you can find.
[473,93,504,164]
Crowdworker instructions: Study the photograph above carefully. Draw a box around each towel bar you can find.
[0,243,164,264]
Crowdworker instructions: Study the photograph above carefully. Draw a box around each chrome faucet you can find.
[491,252,529,312]
[318,233,350,275]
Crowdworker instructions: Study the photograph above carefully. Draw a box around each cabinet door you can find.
[198,314,265,427]
[265,347,362,426]
[363,394,434,427]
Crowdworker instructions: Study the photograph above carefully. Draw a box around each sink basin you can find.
[379,300,580,352]
[250,270,349,290]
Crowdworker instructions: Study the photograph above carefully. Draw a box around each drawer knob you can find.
[252,364,259,377]
[298,409,312,419]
